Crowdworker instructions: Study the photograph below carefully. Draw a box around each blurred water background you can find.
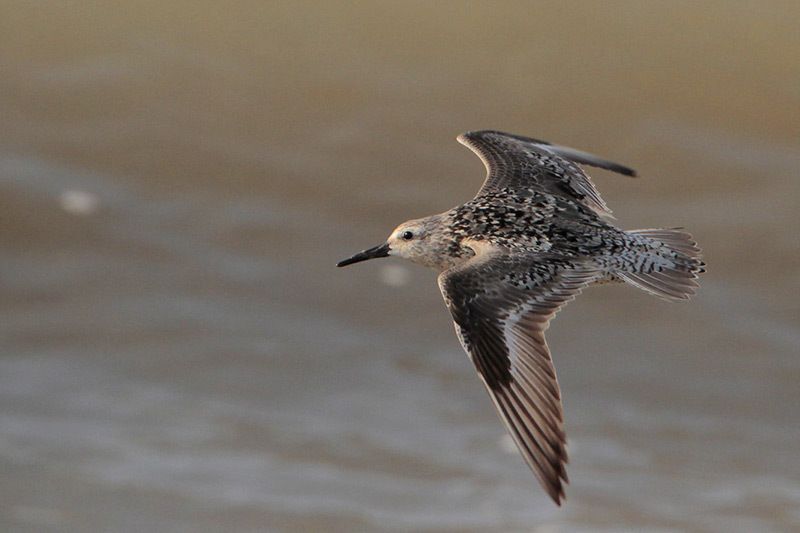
[1,1,799,531]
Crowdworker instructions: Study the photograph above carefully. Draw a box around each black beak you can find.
[337,243,391,267]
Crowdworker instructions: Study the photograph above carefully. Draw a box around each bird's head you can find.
[337,216,448,269]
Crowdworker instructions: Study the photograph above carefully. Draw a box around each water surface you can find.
[1,2,799,531]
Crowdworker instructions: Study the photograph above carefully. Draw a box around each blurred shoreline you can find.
[1,2,799,531]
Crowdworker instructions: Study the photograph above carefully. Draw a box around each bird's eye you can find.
[401,230,414,241]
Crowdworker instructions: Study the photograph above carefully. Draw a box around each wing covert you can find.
[438,249,599,504]
[457,130,636,216]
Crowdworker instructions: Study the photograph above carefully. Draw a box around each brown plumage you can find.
[337,130,704,505]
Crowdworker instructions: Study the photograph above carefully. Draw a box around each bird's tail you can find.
[614,228,705,301]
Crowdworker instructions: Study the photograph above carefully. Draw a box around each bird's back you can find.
[446,188,625,259]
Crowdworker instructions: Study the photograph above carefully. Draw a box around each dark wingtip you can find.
[587,159,637,177]
[459,130,639,178]
[615,164,638,178]
[550,486,565,506]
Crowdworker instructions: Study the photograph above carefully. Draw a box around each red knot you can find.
[338,130,705,505]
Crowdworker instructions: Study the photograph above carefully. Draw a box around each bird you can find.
[337,130,704,505]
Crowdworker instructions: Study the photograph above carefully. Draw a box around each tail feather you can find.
[616,229,705,301]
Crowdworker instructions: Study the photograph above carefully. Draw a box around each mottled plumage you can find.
[337,130,705,505]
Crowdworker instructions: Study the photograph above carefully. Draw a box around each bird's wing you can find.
[438,245,600,505]
[457,130,636,216]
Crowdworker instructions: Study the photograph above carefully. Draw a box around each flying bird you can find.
[337,130,704,505]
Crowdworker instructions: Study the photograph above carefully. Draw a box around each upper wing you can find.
[457,130,636,216]
[438,246,599,505]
